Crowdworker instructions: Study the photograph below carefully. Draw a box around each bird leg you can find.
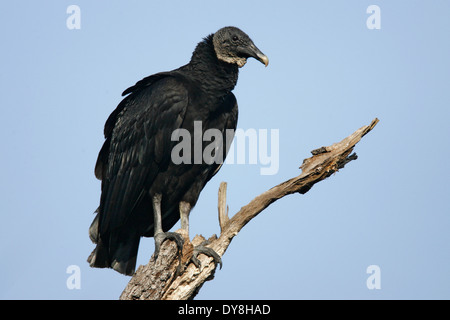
[152,193,184,260]
[179,201,222,269]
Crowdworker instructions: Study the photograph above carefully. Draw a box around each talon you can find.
[191,244,222,270]
[154,231,184,260]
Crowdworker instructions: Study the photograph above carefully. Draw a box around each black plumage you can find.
[88,26,268,275]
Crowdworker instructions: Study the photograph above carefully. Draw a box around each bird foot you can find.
[154,231,184,261]
[191,241,222,270]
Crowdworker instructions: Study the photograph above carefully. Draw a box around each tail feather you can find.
[87,211,141,276]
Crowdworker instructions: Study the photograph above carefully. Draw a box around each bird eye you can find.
[232,35,239,41]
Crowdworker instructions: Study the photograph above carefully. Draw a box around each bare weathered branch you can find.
[218,182,229,233]
[119,118,379,300]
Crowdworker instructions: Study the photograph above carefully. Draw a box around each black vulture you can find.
[88,26,268,275]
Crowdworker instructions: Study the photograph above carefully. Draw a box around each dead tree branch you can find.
[119,118,379,300]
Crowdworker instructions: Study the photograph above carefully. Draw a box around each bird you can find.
[87,26,269,276]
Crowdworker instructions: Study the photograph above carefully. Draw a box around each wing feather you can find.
[97,76,190,238]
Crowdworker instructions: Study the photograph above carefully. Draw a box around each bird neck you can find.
[187,34,239,97]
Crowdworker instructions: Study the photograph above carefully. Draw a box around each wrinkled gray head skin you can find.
[212,26,269,68]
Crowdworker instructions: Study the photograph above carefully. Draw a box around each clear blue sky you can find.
[1,1,449,299]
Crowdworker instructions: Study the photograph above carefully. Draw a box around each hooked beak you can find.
[255,51,269,67]
[238,43,269,67]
